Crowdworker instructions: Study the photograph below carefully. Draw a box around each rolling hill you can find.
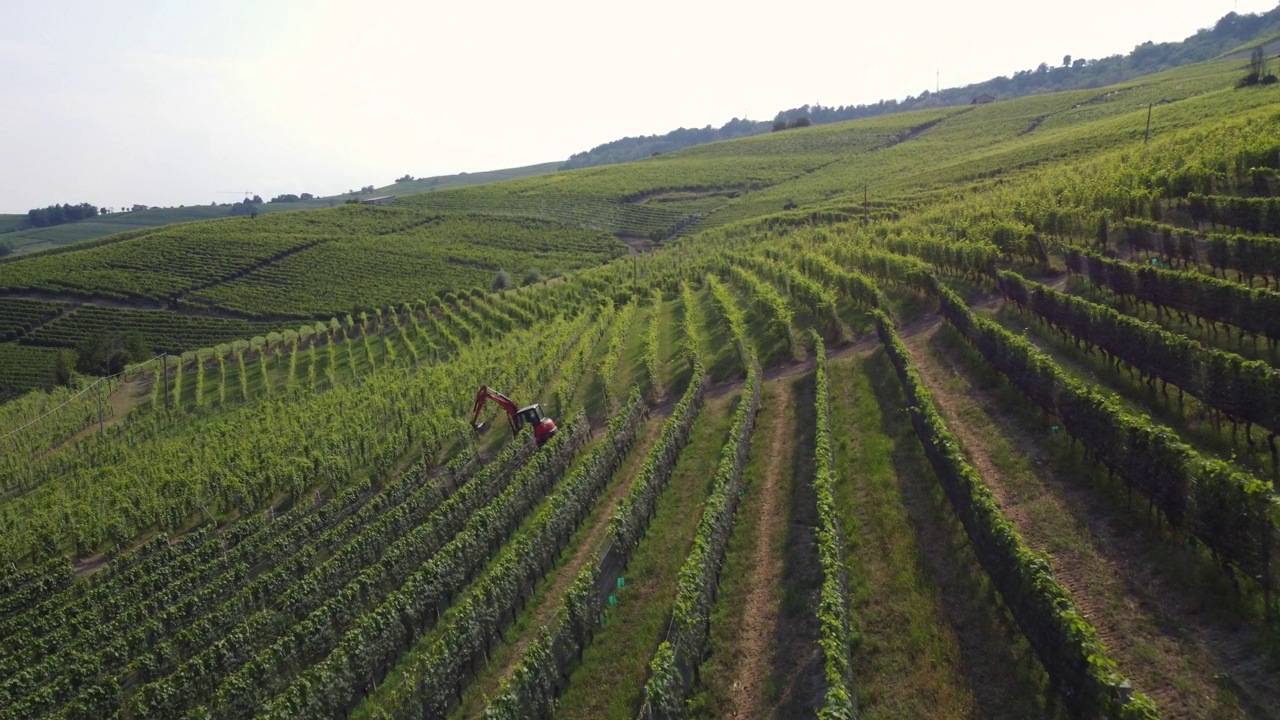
[0,43,1278,720]
[0,162,561,257]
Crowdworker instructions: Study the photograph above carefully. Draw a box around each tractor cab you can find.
[517,404,558,446]
[515,404,545,430]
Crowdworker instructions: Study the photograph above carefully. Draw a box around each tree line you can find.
[26,203,103,228]
[562,6,1280,171]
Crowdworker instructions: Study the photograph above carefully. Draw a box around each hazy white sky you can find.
[0,0,1273,212]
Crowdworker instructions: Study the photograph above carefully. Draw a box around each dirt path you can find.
[902,324,1267,719]
[723,381,795,718]
[616,235,653,256]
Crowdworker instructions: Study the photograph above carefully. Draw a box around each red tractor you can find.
[470,385,558,447]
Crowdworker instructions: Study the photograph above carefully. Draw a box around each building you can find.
[971,94,996,105]
[360,196,396,206]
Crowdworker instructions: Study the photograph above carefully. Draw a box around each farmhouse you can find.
[360,195,396,206]
[971,93,996,105]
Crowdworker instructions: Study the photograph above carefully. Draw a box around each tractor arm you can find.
[471,385,520,436]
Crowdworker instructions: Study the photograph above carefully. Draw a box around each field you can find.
[0,162,562,255]
[1,50,1280,720]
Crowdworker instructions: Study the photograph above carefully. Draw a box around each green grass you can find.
[822,351,984,719]
[361,162,561,199]
[5,46,1280,720]
[696,286,745,383]
[913,323,1255,718]
[0,214,28,235]
[552,392,737,720]
[859,347,1065,719]
[0,162,561,254]
[617,304,653,399]
[690,375,824,718]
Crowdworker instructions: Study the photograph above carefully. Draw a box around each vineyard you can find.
[2,49,1280,720]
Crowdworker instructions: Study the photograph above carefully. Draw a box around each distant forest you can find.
[561,7,1280,170]
[26,203,103,228]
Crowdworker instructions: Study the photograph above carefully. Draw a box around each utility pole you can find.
[162,353,170,409]
[95,380,105,438]
[1144,103,1153,145]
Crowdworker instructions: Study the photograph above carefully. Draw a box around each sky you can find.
[0,0,1275,213]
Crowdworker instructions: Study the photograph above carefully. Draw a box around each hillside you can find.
[0,162,560,256]
[0,49,1279,720]
[561,5,1280,170]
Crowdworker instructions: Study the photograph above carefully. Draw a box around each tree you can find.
[492,270,514,290]
[396,174,415,183]
[1238,47,1273,86]
[1063,55,1072,68]
[75,331,151,376]
[26,202,100,228]
[53,349,77,386]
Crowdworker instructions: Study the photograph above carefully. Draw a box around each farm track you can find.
[716,380,804,718]
[19,278,1278,719]
[700,280,1016,405]
[903,322,1268,719]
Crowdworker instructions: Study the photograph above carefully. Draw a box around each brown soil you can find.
[696,282,1012,406]
[903,323,1275,719]
[723,381,795,718]
[616,235,653,256]
[55,374,150,459]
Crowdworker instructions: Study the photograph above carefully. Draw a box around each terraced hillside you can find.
[1,50,1279,720]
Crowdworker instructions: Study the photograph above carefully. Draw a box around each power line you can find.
[0,354,166,442]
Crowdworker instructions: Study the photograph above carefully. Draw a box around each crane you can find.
[470,385,558,447]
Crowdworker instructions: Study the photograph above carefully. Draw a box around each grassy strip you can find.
[834,352,996,718]
[641,353,762,717]
[550,392,738,720]
[873,310,1157,719]
[644,289,663,402]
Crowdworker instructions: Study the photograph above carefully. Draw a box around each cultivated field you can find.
[0,52,1279,720]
